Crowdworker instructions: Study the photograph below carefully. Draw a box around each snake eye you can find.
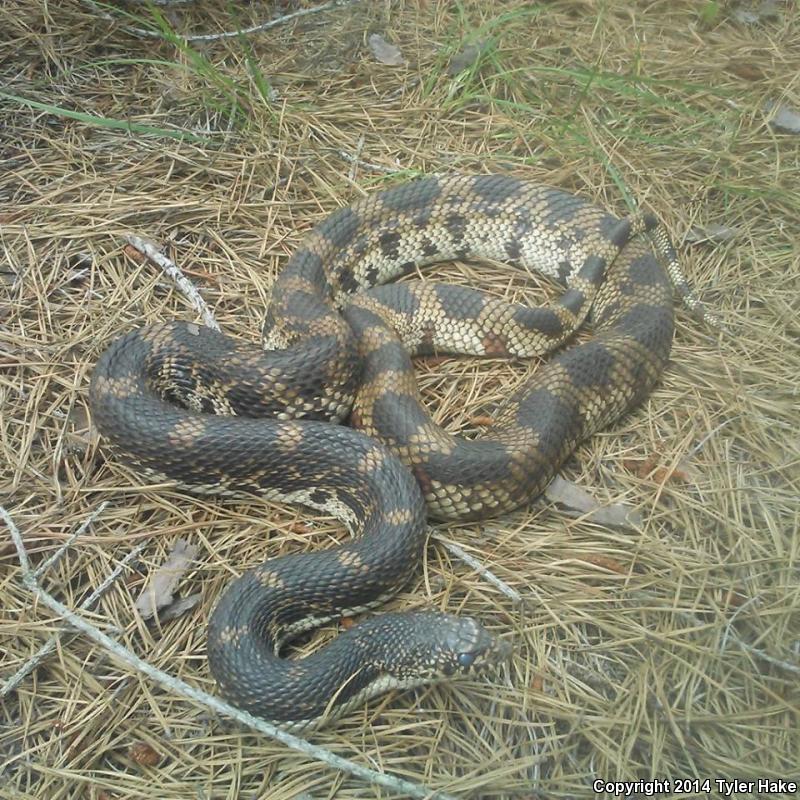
[457,652,476,669]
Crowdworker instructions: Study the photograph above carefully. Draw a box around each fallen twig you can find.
[124,235,219,330]
[432,532,522,604]
[347,135,366,182]
[121,0,358,42]
[0,505,458,800]
[338,150,403,175]
[2,531,148,699]
[32,501,108,580]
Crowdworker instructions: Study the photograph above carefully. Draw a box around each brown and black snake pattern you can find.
[89,174,676,727]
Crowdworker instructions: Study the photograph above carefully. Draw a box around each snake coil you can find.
[90,174,675,726]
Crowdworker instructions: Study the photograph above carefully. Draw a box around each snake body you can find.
[90,174,675,726]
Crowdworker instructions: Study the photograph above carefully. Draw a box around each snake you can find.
[89,173,678,728]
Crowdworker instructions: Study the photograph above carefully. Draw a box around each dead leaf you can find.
[469,415,494,427]
[123,243,146,263]
[340,616,355,630]
[724,58,766,81]
[622,455,695,484]
[544,475,642,529]
[447,40,487,76]
[157,592,201,621]
[765,101,800,134]
[685,223,739,244]
[722,587,752,609]
[128,742,160,767]
[135,539,199,619]
[652,465,691,484]
[623,457,652,477]
[577,553,629,574]
[368,34,406,67]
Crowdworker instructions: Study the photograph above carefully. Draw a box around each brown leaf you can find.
[128,742,160,767]
[469,415,494,427]
[623,456,693,483]
[724,59,766,81]
[577,553,629,575]
[622,455,657,477]
[340,616,355,630]
[544,476,642,529]
[290,520,314,535]
[123,243,146,263]
[723,587,751,609]
[368,34,406,67]
[135,539,199,619]
[530,673,544,692]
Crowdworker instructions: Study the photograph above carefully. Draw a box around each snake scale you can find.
[89,174,676,727]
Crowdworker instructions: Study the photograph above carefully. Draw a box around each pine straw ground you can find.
[1,2,798,799]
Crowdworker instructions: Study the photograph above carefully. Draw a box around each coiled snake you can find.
[90,174,678,727]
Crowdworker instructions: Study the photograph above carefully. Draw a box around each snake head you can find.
[374,611,511,682]
[434,614,512,678]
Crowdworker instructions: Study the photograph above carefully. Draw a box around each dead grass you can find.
[1,1,798,798]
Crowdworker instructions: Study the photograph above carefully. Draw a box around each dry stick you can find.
[338,150,403,175]
[2,537,148,698]
[347,135,366,182]
[182,0,358,43]
[1,506,458,800]
[32,501,108,580]
[737,643,800,676]
[431,532,522,605]
[125,235,219,331]
[124,0,358,42]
